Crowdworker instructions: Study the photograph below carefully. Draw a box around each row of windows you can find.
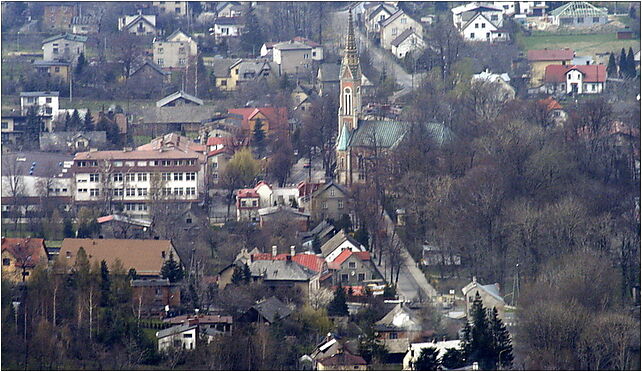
[340,273,367,282]
[82,172,196,183]
[124,203,148,211]
[77,159,196,167]
[321,201,344,209]
[80,187,196,197]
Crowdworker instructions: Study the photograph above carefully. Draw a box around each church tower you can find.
[336,10,362,186]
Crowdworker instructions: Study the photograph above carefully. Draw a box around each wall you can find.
[42,39,85,63]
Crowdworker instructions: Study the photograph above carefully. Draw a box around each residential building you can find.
[215,2,244,18]
[236,188,261,221]
[156,324,198,351]
[131,278,181,317]
[459,12,510,42]
[272,40,315,75]
[1,238,48,282]
[317,351,368,371]
[319,229,366,262]
[96,214,154,239]
[239,296,293,324]
[390,28,426,58]
[451,2,504,30]
[331,249,381,286]
[421,244,461,266]
[1,111,28,146]
[164,314,233,334]
[153,30,198,69]
[379,10,423,50]
[544,64,607,95]
[70,15,100,34]
[211,17,244,40]
[526,48,575,87]
[41,33,87,64]
[291,83,313,114]
[156,90,203,107]
[471,69,516,100]
[154,1,189,17]
[403,340,462,370]
[128,60,171,97]
[316,63,341,96]
[70,133,207,216]
[43,4,76,31]
[305,181,350,223]
[365,2,398,34]
[228,107,289,137]
[59,238,181,278]
[254,181,300,209]
[300,220,336,250]
[33,60,71,82]
[39,131,107,153]
[206,136,235,184]
[20,91,59,131]
[259,206,311,232]
[374,302,428,357]
[537,96,567,125]
[250,249,329,276]
[118,12,159,36]
[493,1,547,16]
[212,58,278,91]
[248,255,320,296]
[549,1,608,27]
[462,277,506,320]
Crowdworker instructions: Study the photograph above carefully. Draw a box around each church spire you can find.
[343,9,360,74]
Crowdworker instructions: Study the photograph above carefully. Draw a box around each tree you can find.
[267,134,293,186]
[94,114,120,146]
[441,348,466,369]
[489,307,513,369]
[219,148,261,219]
[67,109,82,132]
[99,260,111,307]
[231,263,251,285]
[607,52,618,76]
[626,47,636,77]
[83,109,94,131]
[461,292,493,369]
[240,4,264,54]
[413,346,440,370]
[160,252,184,283]
[2,155,25,231]
[618,48,628,78]
[327,285,349,316]
[252,119,266,158]
[24,105,44,147]
[75,52,86,76]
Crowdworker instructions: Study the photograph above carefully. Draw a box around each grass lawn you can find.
[59,98,155,112]
[518,31,640,56]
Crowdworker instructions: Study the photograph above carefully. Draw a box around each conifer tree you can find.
[83,109,94,131]
[489,307,513,369]
[626,47,636,77]
[413,346,440,370]
[327,284,349,316]
[160,252,184,283]
[253,119,266,158]
[99,260,111,307]
[240,4,264,55]
[607,52,618,76]
[619,48,628,77]
[242,262,252,282]
[441,348,466,369]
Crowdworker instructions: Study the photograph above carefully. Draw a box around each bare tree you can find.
[2,155,26,231]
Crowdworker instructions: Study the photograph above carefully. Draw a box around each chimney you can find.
[271,245,277,257]
[472,276,477,283]
[290,245,296,256]
[495,283,500,291]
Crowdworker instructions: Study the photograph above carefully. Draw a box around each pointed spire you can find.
[343,9,360,75]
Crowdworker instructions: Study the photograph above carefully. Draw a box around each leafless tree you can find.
[2,155,26,231]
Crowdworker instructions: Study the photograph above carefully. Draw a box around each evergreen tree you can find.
[441,348,467,369]
[354,228,370,249]
[240,4,264,55]
[83,109,94,131]
[607,52,618,76]
[469,292,493,369]
[626,47,636,77]
[242,262,252,282]
[252,119,266,158]
[629,4,637,19]
[231,265,246,285]
[127,268,137,280]
[99,260,111,307]
[24,105,44,149]
[68,109,82,131]
[160,252,184,283]
[63,216,74,238]
[619,48,628,77]
[413,346,440,370]
[75,52,86,75]
[327,284,349,316]
[489,307,513,369]
[63,112,71,131]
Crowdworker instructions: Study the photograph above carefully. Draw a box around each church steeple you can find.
[338,9,362,134]
[343,10,361,78]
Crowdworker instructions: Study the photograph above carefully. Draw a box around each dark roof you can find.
[71,16,99,25]
[210,58,242,77]
[20,91,59,97]
[318,351,367,367]
[42,33,88,44]
[318,63,341,83]
[156,324,197,339]
[33,60,70,67]
[130,278,172,287]
[1,152,74,178]
[39,131,107,152]
[251,296,292,323]
[136,106,220,125]
[129,60,170,77]
[390,28,419,47]
[248,259,316,281]
[156,91,204,107]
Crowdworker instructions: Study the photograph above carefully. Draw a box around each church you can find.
[335,11,452,187]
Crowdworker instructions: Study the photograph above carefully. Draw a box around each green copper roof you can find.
[348,120,453,149]
[337,123,351,151]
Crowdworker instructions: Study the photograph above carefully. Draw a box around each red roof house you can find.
[1,238,48,282]
[227,107,288,136]
[527,48,575,61]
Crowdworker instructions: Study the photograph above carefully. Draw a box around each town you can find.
[1,1,640,370]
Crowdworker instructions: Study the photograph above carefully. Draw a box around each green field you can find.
[518,31,640,57]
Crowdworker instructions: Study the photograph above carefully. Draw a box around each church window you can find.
[343,87,352,116]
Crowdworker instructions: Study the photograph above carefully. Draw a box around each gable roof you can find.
[137,132,206,154]
[374,303,422,331]
[318,63,341,83]
[123,14,157,30]
[320,230,363,257]
[1,238,47,268]
[42,33,88,44]
[96,214,152,228]
[349,120,453,149]
[59,238,178,276]
[156,323,197,339]
[318,350,367,367]
[309,181,350,199]
[166,29,192,41]
[214,17,243,26]
[129,60,170,77]
[156,91,204,107]
[274,40,312,51]
[210,57,242,77]
[333,249,371,265]
[544,64,607,83]
[249,259,316,281]
[227,107,288,132]
[390,28,422,47]
[367,3,397,21]
[251,253,326,273]
[258,205,311,218]
[462,279,505,304]
[549,1,608,18]
[380,9,418,28]
[527,48,575,61]
[251,296,292,323]
[538,97,563,111]
[462,12,499,30]
[451,2,503,15]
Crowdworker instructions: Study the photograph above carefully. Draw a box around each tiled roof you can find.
[129,60,169,77]
[251,253,326,273]
[318,63,341,83]
[332,249,371,265]
[137,132,206,153]
[237,188,259,198]
[544,64,607,83]
[527,48,574,61]
[206,136,233,146]
[59,238,178,277]
[251,296,292,323]
[20,91,59,97]
[227,107,288,132]
[538,97,563,111]
[249,259,316,281]
[390,28,420,47]
[96,214,152,227]
[320,230,363,258]
[1,238,47,268]
[318,351,367,367]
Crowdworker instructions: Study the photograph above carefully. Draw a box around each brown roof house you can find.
[131,278,181,317]
[309,334,367,371]
[304,181,350,223]
[59,238,181,277]
[526,48,575,87]
[1,237,49,282]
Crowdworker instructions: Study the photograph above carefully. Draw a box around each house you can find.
[71,133,206,215]
[118,12,159,36]
[390,28,426,59]
[379,10,424,50]
[153,30,198,69]
[254,181,300,209]
[305,181,350,223]
[128,60,171,96]
[43,4,76,31]
[164,314,233,334]
[317,350,368,371]
[215,2,244,18]
[228,107,289,137]
[316,63,341,96]
[211,17,244,40]
[251,249,329,276]
[462,277,506,320]
[133,104,219,136]
[33,60,71,82]
[59,238,181,277]
[273,40,315,75]
[300,220,336,250]
[319,229,366,262]
[39,131,107,153]
[239,296,293,324]
[537,96,567,125]
[421,244,461,266]
[236,180,300,222]
[543,64,607,95]
[471,69,515,100]
[156,324,198,351]
[131,278,181,317]
[154,1,189,17]
[96,214,153,239]
[526,48,575,87]
[259,206,311,232]
[156,90,203,107]
[331,250,381,286]
[365,2,398,35]
[20,91,59,127]
[41,33,87,64]
[1,238,48,282]
[459,12,509,42]
[549,1,608,28]
[206,136,235,184]
[616,27,634,40]
[71,15,100,34]
[403,340,462,370]
[291,83,313,114]
[374,302,428,358]
[451,2,504,31]
[493,1,547,17]
[1,111,28,146]
[262,37,324,61]
[248,255,320,296]
[236,188,261,221]
[212,58,278,91]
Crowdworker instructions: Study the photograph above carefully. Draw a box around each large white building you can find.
[20,91,60,131]
[153,30,198,69]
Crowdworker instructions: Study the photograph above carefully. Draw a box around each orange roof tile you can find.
[1,237,48,268]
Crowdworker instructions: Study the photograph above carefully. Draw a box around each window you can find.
[186,172,196,181]
[157,58,164,65]
[78,188,88,193]
[312,51,316,57]
[343,87,352,115]
[358,273,366,281]
[178,47,186,54]
[126,188,135,197]
[162,172,171,181]
[137,188,148,196]
[3,258,10,266]
[174,187,184,196]
[475,23,479,29]
[114,161,123,167]
[125,173,135,182]
[338,200,344,209]
[392,27,398,35]
[330,188,335,197]
[348,262,356,269]
[577,17,584,23]
[158,47,164,54]
[137,161,147,167]
[90,188,100,197]
[113,188,124,196]
[470,32,475,38]
[45,107,52,115]
[137,173,148,182]
[162,160,171,166]
[358,172,365,181]
[187,159,195,165]
[46,97,52,103]
[179,58,186,65]
[389,332,398,339]
[341,274,349,282]
[486,32,490,38]
[221,80,227,86]
[1,121,8,129]
[174,172,183,181]
[183,333,193,338]
[481,23,486,28]
[89,173,100,182]
[186,187,196,196]
[175,7,181,13]
[593,17,600,23]
[138,204,147,211]
[162,187,171,196]
[186,218,192,224]
[401,17,407,24]
[54,67,60,73]
[113,173,123,182]
[322,201,328,209]
[491,14,498,21]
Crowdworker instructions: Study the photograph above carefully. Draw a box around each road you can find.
[288,156,325,185]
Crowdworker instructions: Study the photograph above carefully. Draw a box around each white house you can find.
[460,12,509,42]
[365,3,398,34]
[20,91,60,131]
[320,229,366,263]
[153,1,189,17]
[544,64,607,95]
[403,340,462,370]
[118,12,158,36]
[153,30,198,69]
[41,33,87,64]
[390,28,425,59]
[379,10,423,50]
[254,181,300,208]
[471,69,516,100]
[211,17,243,40]
[493,1,547,16]
[156,324,198,351]
[451,2,504,30]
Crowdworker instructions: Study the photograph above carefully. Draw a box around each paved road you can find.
[288,156,325,185]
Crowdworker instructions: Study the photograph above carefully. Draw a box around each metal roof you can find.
[156,91,204,107]
[42,33,88,44]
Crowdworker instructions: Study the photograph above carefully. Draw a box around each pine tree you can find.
[242,262,252,282]
[83,109,94,131]
[413,346,440,370]
[160,252,184,283]
[75,52,86,75]
[489,307,513,369]
[469,292,493,369]
[252,119,266,158]
[24,105,44,148]
[619,48,628,77]
[64,112,71,131]
[240,4,264,54]
[327,284,349,316]
[607,52,618,76]
[68,109,82,131]
[231,265,246,284]
[626,47,636,77]
[441,348,467,369]
[63,216,74,238]
[99,260,111,307]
